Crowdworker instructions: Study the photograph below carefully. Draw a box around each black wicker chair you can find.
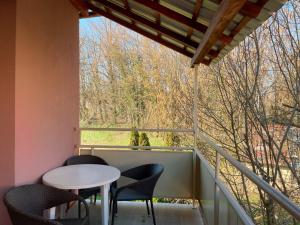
[4,184,89,225]
[110,164,164,225]
[64,155,109,216]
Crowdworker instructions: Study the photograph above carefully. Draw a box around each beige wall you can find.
[0,2,16,224]
[0,0,79,224]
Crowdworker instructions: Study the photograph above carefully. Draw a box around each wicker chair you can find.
[110,164,164,225]
[64,155,110,216]
[4,184,89,225]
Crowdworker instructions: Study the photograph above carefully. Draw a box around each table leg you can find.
[101,183,110,225]
[47,205,63,219]
[56,205,62,219]
[45,207,56,219]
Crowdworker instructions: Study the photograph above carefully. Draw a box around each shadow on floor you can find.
[66,201,204,225]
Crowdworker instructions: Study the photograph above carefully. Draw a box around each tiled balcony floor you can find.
[68,201,204,225]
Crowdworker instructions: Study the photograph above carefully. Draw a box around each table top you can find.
[42,164,120,189]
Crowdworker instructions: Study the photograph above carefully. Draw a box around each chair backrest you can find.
[4,184,66,225]
[123,164,164,197]
[64,155,108,166]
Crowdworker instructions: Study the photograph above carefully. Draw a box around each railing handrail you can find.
[196,131,300,221]
[80,127,194,133]
[79,144,193,150]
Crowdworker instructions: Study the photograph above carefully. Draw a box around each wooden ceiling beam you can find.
[81,11,100,18]
[204,0,268,62]
[87,4,194,58]
[192,0,248,65]
[92,0,219,57]
[132,0,232,44]
[241,0,268,18]
[214,0,267,18]
[69,0,89,17]
[241,2,263,18]
[153,0,161,38]
[122,0,130,9]
[92,0,199,49]
[186,0,202,40]
[121,0,135,24]
[192,0,203,20]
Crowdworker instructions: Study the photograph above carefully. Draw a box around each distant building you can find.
[251,123,300,168]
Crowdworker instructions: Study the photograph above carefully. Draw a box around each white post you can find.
[192,65,199,209]
[101,183,110,225]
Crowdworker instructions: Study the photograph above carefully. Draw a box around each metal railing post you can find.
[214,152,220,225]
[192,65,199,209]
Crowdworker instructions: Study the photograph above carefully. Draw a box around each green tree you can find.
[165,132,180,147]
[139,132,150,150]
[129,127,139,150]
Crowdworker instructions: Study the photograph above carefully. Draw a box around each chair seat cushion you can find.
[112,187,149,201]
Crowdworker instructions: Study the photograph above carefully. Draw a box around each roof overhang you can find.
[70,0,288,66]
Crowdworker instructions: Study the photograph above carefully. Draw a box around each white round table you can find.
[43,164,120,225]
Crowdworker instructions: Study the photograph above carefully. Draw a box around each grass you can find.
[81,130,166,147]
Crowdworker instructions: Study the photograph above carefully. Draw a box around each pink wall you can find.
[0,0,79,224]
[15,0,79,185]
[0,2,16,224]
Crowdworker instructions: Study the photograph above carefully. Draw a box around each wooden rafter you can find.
[122,0,130,9]
[191,0,248,65]
[92,0,219,57]
[231,0,268,37]
[205,0,268,62]
[213,0,266,18]
[153,0,161,38]
[93,0,197,48]
[77,0,272,65]
[122,0,135,24]
[131,0,232,44]
[69,0,89,17]
[241,0,267,18]
[87,4,194,58]
[186,0,202,47]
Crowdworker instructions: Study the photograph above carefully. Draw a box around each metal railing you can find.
[79,127,194,151]
[80,127,194,133]
[196,131,300,223]
[195,148,255,225]
[78,127,300,224]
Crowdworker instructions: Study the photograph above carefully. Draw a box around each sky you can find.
[79,17,103,35]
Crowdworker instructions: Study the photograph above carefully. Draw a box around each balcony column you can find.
[192,64,199,208]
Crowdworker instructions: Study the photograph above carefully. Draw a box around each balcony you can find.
[76,128,300,225]
[1,1,297,225]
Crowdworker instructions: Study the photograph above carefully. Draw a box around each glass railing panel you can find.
[196,149,253,225]
[238,217,245,225]
[218,188,247,225]
[218,189,229,225]
[228,204,239,225]
[199,160,215,225]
